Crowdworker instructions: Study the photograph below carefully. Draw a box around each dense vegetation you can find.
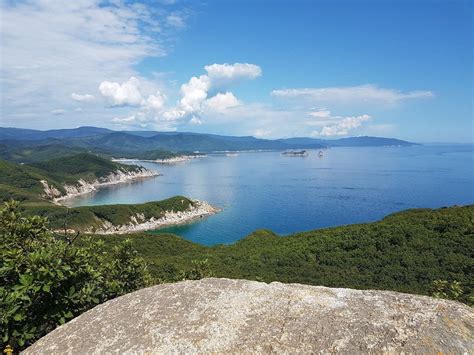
[0,200,214,352]
[0,142,197,164]
[0,201,151,351]
[0,199,472,351]
[0,143,91,163]
[0,154,145,203]
[99,205,474,305]
[30,153,141,184]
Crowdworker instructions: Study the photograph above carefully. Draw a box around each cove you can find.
[64,145,474,246]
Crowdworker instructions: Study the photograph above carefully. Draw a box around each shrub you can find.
[0,201,151,351]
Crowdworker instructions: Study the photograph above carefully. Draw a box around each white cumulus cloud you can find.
[99,77,144,107]
[205,92,241,112]
[179,75,211,113]
[146,92,167,111]
[150,63,260,126]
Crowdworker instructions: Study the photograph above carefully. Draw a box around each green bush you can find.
[0,201,151,351]
[431,280,464,301]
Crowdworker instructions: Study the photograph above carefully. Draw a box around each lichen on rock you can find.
[24,278,474,354]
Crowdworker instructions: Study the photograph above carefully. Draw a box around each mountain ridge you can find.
[0,127,417,154]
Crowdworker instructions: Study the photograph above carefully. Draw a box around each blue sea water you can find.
[66,145,474,246]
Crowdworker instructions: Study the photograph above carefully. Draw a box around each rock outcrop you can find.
[24,278,473,354]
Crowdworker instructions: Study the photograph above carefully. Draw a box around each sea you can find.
[64,145,474,246]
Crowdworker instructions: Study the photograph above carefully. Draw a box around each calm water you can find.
[66,145,474,245]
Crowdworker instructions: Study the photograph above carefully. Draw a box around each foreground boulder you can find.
[25,278,473,353]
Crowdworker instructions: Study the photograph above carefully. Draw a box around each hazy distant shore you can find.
[112,154,207,164]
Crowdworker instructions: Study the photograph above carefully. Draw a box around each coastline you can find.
[41,167,160,205]
[112,154,207,164]
[84,200,220,235]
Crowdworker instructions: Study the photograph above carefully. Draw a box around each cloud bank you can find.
[102,63,260,128]
[271,84,434,104]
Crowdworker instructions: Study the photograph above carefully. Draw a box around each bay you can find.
[65,145,474,245]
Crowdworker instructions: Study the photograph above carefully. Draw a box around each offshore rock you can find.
[24,278,474,354]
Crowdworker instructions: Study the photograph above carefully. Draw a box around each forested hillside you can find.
[0,154,146,203]
[98,205,474,305]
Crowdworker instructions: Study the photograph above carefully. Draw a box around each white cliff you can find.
[112,154,207,164]
[85,200,219,234]
[41,167,159,204]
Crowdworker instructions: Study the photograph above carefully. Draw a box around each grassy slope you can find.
[95,205,474,303]
[0,154,144,203]
[23,196,195,231]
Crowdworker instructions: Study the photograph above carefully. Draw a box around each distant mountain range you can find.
[0,126,417,162]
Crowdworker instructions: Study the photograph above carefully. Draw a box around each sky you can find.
[0,0,472,142]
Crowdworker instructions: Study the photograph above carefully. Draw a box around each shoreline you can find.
[41,168,160,206]
[112,154,207,164]
[84,200,220,235]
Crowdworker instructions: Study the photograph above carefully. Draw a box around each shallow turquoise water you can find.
[67,145,474,245]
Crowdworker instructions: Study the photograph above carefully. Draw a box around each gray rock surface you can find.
[24,278,473,354]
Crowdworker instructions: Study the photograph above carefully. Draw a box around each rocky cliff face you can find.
[84,200,218,234]
[24,278,473,354]
[41,167,158,203]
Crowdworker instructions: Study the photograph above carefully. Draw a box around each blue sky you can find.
[0,0,472,142]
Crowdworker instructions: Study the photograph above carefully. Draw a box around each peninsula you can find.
[0,154,219,233]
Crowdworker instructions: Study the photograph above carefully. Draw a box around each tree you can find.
[0,201,151,351]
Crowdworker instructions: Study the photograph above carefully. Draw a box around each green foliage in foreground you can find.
[0,201,151,351]
[98,205,474,305]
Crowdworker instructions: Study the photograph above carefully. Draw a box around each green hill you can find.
[0,143,91,163]
[0,142,194,164]
[30,153,139,184]
[22,196,196,232]
[96,205,474,304]
[0,154,146,204]
[0,127,417,158]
